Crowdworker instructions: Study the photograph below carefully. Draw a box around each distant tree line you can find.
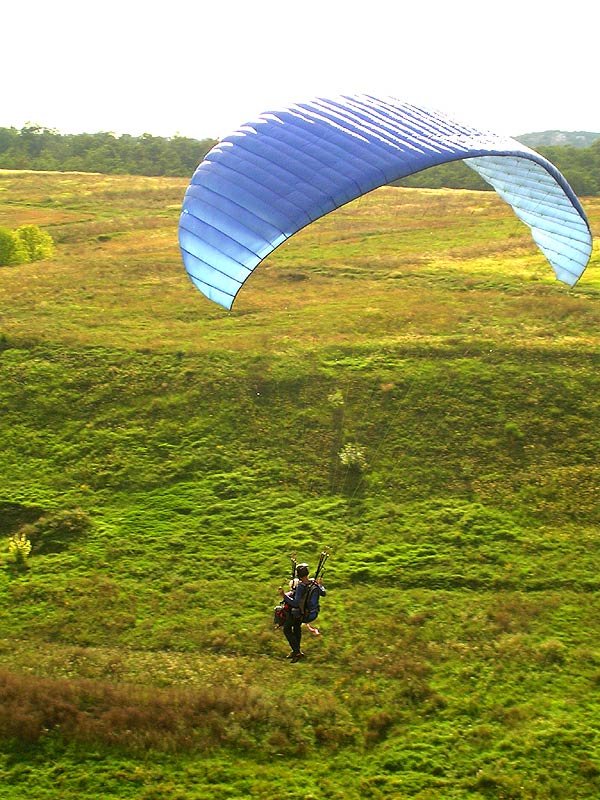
[0,125,217,177]
[396,139,600,197]
[1,124,599,196]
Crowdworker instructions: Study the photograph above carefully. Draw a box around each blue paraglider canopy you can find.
[179,95,592,309]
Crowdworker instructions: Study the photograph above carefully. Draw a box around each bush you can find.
[0,227,29,266]
[0,224,54,266]
[6,530,32,568]
[22,508,92,554]
[15,224,55,261]
[339,443,368,472]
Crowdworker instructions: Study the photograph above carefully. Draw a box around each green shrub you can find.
[537,638,567,665]
[15,224,55,261]
[0,224,54,266]
[339,442,368,471]
[0,226,29,266]
[6,530,32,568]
[22,508,92,554]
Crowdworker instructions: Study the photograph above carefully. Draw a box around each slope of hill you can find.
[0,170,600,799]
[517,130,600,148]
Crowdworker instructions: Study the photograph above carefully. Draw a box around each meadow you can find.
[1,168,600,799]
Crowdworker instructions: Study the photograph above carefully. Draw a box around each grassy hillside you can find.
[1,169,600,799]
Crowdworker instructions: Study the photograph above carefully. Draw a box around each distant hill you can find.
[516,130,600,148]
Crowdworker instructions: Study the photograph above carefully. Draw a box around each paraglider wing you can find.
[178,95,592,309]
[465,155,591,288]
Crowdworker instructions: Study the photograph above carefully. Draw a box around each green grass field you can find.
[1,169,600,799]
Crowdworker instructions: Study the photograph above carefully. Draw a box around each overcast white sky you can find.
[2,0,597,140]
